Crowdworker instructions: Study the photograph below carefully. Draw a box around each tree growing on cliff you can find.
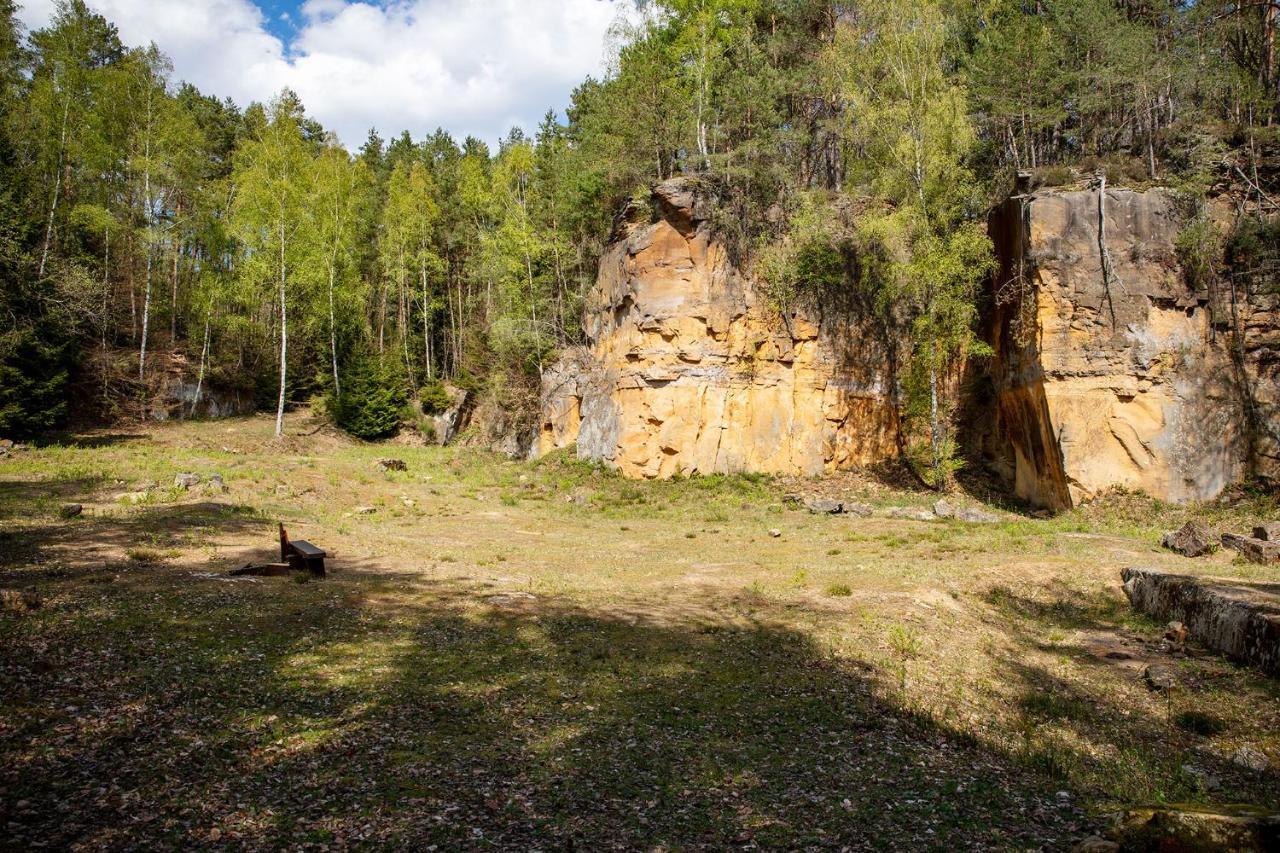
[826,0,994,488]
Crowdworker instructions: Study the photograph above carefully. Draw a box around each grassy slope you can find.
[1,413,1277,850]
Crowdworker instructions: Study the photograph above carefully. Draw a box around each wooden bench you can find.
[280,523,326,577]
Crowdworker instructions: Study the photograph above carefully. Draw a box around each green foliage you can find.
[419,380,451,416]
[0,321,74,437]
[331,351,409,440]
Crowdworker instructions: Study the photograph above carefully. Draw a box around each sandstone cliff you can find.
[539,178,898,478]
[979,186,1278,510]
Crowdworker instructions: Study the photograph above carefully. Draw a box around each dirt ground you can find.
[2,413,1278,850]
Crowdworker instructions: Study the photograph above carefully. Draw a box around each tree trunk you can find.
[170,233,180,343]
[525,248,543,374]
[328,260,341,397]
[138,95,154,383]
[929,362,943,489]
[275,220,288,438]
[422,260,433,382]
[38,92,71,279]
[191,312,210,417]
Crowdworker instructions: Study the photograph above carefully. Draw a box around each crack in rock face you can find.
[979,188,1279,510]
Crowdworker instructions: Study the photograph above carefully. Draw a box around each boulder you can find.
[1113,807,1280,852]
[1232,745,1271,772]
[1122,567,1280,675]
[58,503,83,519]
[804,497,843,514]
[0,589,41,613]
[843,502,874,517]
[1221,533,1280,564]
[202,474,227,495]
[1180,764,1221,792]
[933,498,956,518]
[1161,521,1217,557]
[1143,664,1178,691]
[174,473,201,490]
[1253,522,1280,542]
[955,506,1000,523]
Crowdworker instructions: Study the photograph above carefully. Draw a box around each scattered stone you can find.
[1070,836,1119,853]
[1113,807,1280,852]
[954,506,1000,523]
[804,497,843,514]
[1161,520,1217,557]
[768,528,782,538]
[843,502,874,517]
[1232,745,1271,772]
[782,493,803,506]
[1252,522,1280,542]
[1181,764,1222,792]
[1221,532,1280,564]
[1143,664,1178,691]
[401,498,415,507]
[354,506,377,515]
[884,507,936,521]
[1165,621,1188,644]
[1,589,41,613]
[1122,567,1280,676]
[58,503,82,519]
[376,458,407,472]
[275,484,290,497]
[174,472,201,490]
[202,474,227,495]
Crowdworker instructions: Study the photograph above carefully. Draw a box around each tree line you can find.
[1,0,1275,481]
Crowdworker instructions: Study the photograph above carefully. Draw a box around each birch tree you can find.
[230,93,309,438]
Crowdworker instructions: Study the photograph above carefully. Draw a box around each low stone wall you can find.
[1121,567,1280,675]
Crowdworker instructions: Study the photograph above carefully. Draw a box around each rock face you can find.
[1121,566,1280,675]
[979,186,1278,510]
[539,178,898,478]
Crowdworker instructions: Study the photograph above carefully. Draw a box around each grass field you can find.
[2,412,1278,850]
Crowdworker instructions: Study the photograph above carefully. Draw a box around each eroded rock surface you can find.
[540,178,897,478]
[979,187,1278,509]
[1121,566,1280,675]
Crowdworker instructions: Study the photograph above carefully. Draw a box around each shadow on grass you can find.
[981,580,1280,813]
[0,500,267,576]
[32,432,149,450]
[1,566,1097,850]
[0,474,113,522]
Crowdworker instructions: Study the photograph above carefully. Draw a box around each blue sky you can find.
[15,0,627,147]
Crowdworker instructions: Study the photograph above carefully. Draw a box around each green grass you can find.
[0,413,1277,849]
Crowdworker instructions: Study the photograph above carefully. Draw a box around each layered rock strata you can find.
[539,178,898,478]
[980,187,1278,509]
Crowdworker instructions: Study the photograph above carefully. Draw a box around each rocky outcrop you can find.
[539,178,898,478]
[1121,567,1280,675]
[979,186,1279,510]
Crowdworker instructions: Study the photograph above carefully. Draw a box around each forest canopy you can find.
[0,0,1276,478]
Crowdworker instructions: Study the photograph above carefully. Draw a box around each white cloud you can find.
[14,0,626,148]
